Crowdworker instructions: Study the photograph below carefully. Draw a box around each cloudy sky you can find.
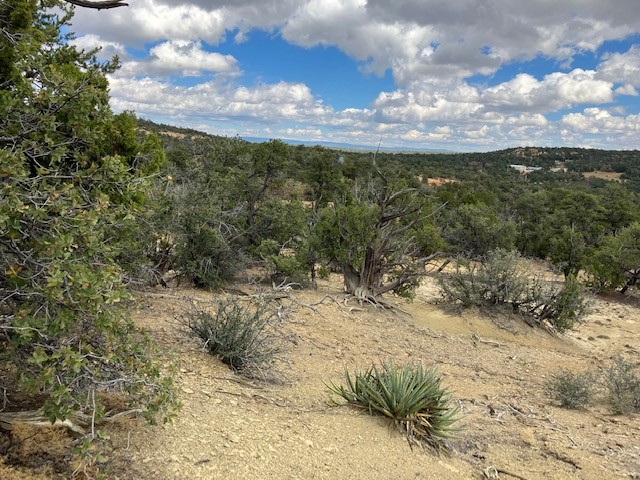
[70,0,640,151]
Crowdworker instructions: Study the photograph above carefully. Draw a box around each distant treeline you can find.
[138,119,640,191]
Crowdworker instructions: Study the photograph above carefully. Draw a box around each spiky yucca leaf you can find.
[328,361,461,449]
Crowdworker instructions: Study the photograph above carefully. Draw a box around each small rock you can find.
[182,387,194,394]
[304,439,314,448]
[142,457,154,464]
[170,455,180,463]
[228,435,240,443]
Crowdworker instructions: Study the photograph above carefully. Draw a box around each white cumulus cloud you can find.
[118,41,239,77]
[66,1,640,150]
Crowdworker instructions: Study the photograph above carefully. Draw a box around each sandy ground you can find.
[582,171,624,182]
[96,271,640,480]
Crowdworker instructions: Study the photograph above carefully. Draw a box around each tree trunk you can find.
[620,270,640,294]
[342,264,375,301]
[360,245,381,291]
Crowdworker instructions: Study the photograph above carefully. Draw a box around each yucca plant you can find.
[327,361,461,450]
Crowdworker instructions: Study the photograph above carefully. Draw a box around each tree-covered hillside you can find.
[137,119,640,297]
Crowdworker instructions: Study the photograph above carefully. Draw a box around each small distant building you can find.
[509,164,542,174]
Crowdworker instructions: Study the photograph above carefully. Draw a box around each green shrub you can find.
[185,296,282,380]
[1,2,178,429]
[603,356,640,414]
[327,361,461,449]
[535,275,590,332]
[255,239,310,287]
[584,222,640,294]
[547,370,594,409]
[173,197,247,288]
[438,251,528,309]
[268,255,309,287]
[439,250,590,332]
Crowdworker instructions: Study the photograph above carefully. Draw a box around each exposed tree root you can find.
[0,408,142,436]
[343,294,411,316]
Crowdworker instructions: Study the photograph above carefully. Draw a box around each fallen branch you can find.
[544,447,581,469]
[471,333,505,347]
[343,294,412,316]
[484,466,530,480]
[136,291,192,301]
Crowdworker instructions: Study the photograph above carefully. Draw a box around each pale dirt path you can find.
[107,275,640,480]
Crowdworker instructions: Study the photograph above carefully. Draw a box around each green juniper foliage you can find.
[1,0,177,427]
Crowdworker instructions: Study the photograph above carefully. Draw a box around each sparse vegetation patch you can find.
[184,296,282,381]
[327,361,461,450]
[603,356,640,415]
[438,250,590,332]
[547,370,594,409]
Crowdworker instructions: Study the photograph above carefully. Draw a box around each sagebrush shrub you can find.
[603,356,640,414]
[327,361,461,449]
[438,251,527,309]
[185,296,282,379]
[547,370,594,408]
[439,250,590,332]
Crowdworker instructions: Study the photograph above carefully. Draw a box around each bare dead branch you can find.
[64,0,128,9]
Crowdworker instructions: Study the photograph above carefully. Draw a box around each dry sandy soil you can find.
[98,271,640,480]
[583,171,624,182]
[3,270,639,479]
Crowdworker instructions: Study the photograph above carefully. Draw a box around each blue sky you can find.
[69,0,640,151]
[211,31,396,110]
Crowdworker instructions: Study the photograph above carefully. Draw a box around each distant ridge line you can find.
[242,136,452,153]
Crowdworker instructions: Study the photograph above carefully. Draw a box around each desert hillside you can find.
[99,272,640,480]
